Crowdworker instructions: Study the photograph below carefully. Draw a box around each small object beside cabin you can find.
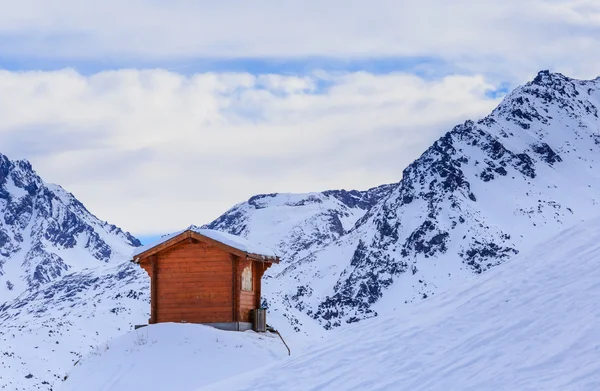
[131,227,279,332]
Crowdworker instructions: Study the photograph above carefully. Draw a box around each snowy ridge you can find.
[204,185,395,264]
[202,217,600,391]
[0,154,141,301]
[202,186,395,333]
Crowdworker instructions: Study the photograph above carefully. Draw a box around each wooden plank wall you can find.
[138,239,274,326]
[139,261,155,322]
[154,240,234,323]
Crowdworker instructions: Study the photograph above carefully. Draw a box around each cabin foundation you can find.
[205,322,253,332]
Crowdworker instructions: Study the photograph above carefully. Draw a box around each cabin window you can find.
[241,263,253,291]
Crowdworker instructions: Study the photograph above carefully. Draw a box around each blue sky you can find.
[138,235,165,246]
[0,0,598,238]
[0,55,450,77]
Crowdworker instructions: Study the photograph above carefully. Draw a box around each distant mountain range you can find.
[2,70,600,390]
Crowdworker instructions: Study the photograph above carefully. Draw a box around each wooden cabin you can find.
[132,227,279,331]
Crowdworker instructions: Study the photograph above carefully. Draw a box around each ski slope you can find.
[199,219,600,391]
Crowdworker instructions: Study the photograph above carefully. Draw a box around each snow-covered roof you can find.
[193,227,278,257]
[132,226,278,260]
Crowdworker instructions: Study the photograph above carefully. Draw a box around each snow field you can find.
[200,219,600,391]
[60,323,290,391]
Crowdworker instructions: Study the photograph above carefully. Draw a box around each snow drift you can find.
[60,323,290,391]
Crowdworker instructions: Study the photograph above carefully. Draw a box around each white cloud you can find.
[0,69,501,235]
[0,0,595,237]
[0,1,599,80]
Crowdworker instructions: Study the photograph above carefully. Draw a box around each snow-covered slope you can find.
[0,153,144,390]
[202,218,600,391]
[60,323,289,391]
[267,70,600,328]
[0,262,149,391]
[0,153,140,301]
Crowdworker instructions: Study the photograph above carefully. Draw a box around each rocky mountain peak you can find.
[0,153,140,300]
[263,70,600,329]
[532,69,569,86]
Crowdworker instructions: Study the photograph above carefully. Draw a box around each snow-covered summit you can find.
[263,70,600,328]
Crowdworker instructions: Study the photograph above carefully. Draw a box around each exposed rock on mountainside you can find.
[0,154,140,301]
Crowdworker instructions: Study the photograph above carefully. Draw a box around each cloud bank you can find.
[0,69,501,234]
